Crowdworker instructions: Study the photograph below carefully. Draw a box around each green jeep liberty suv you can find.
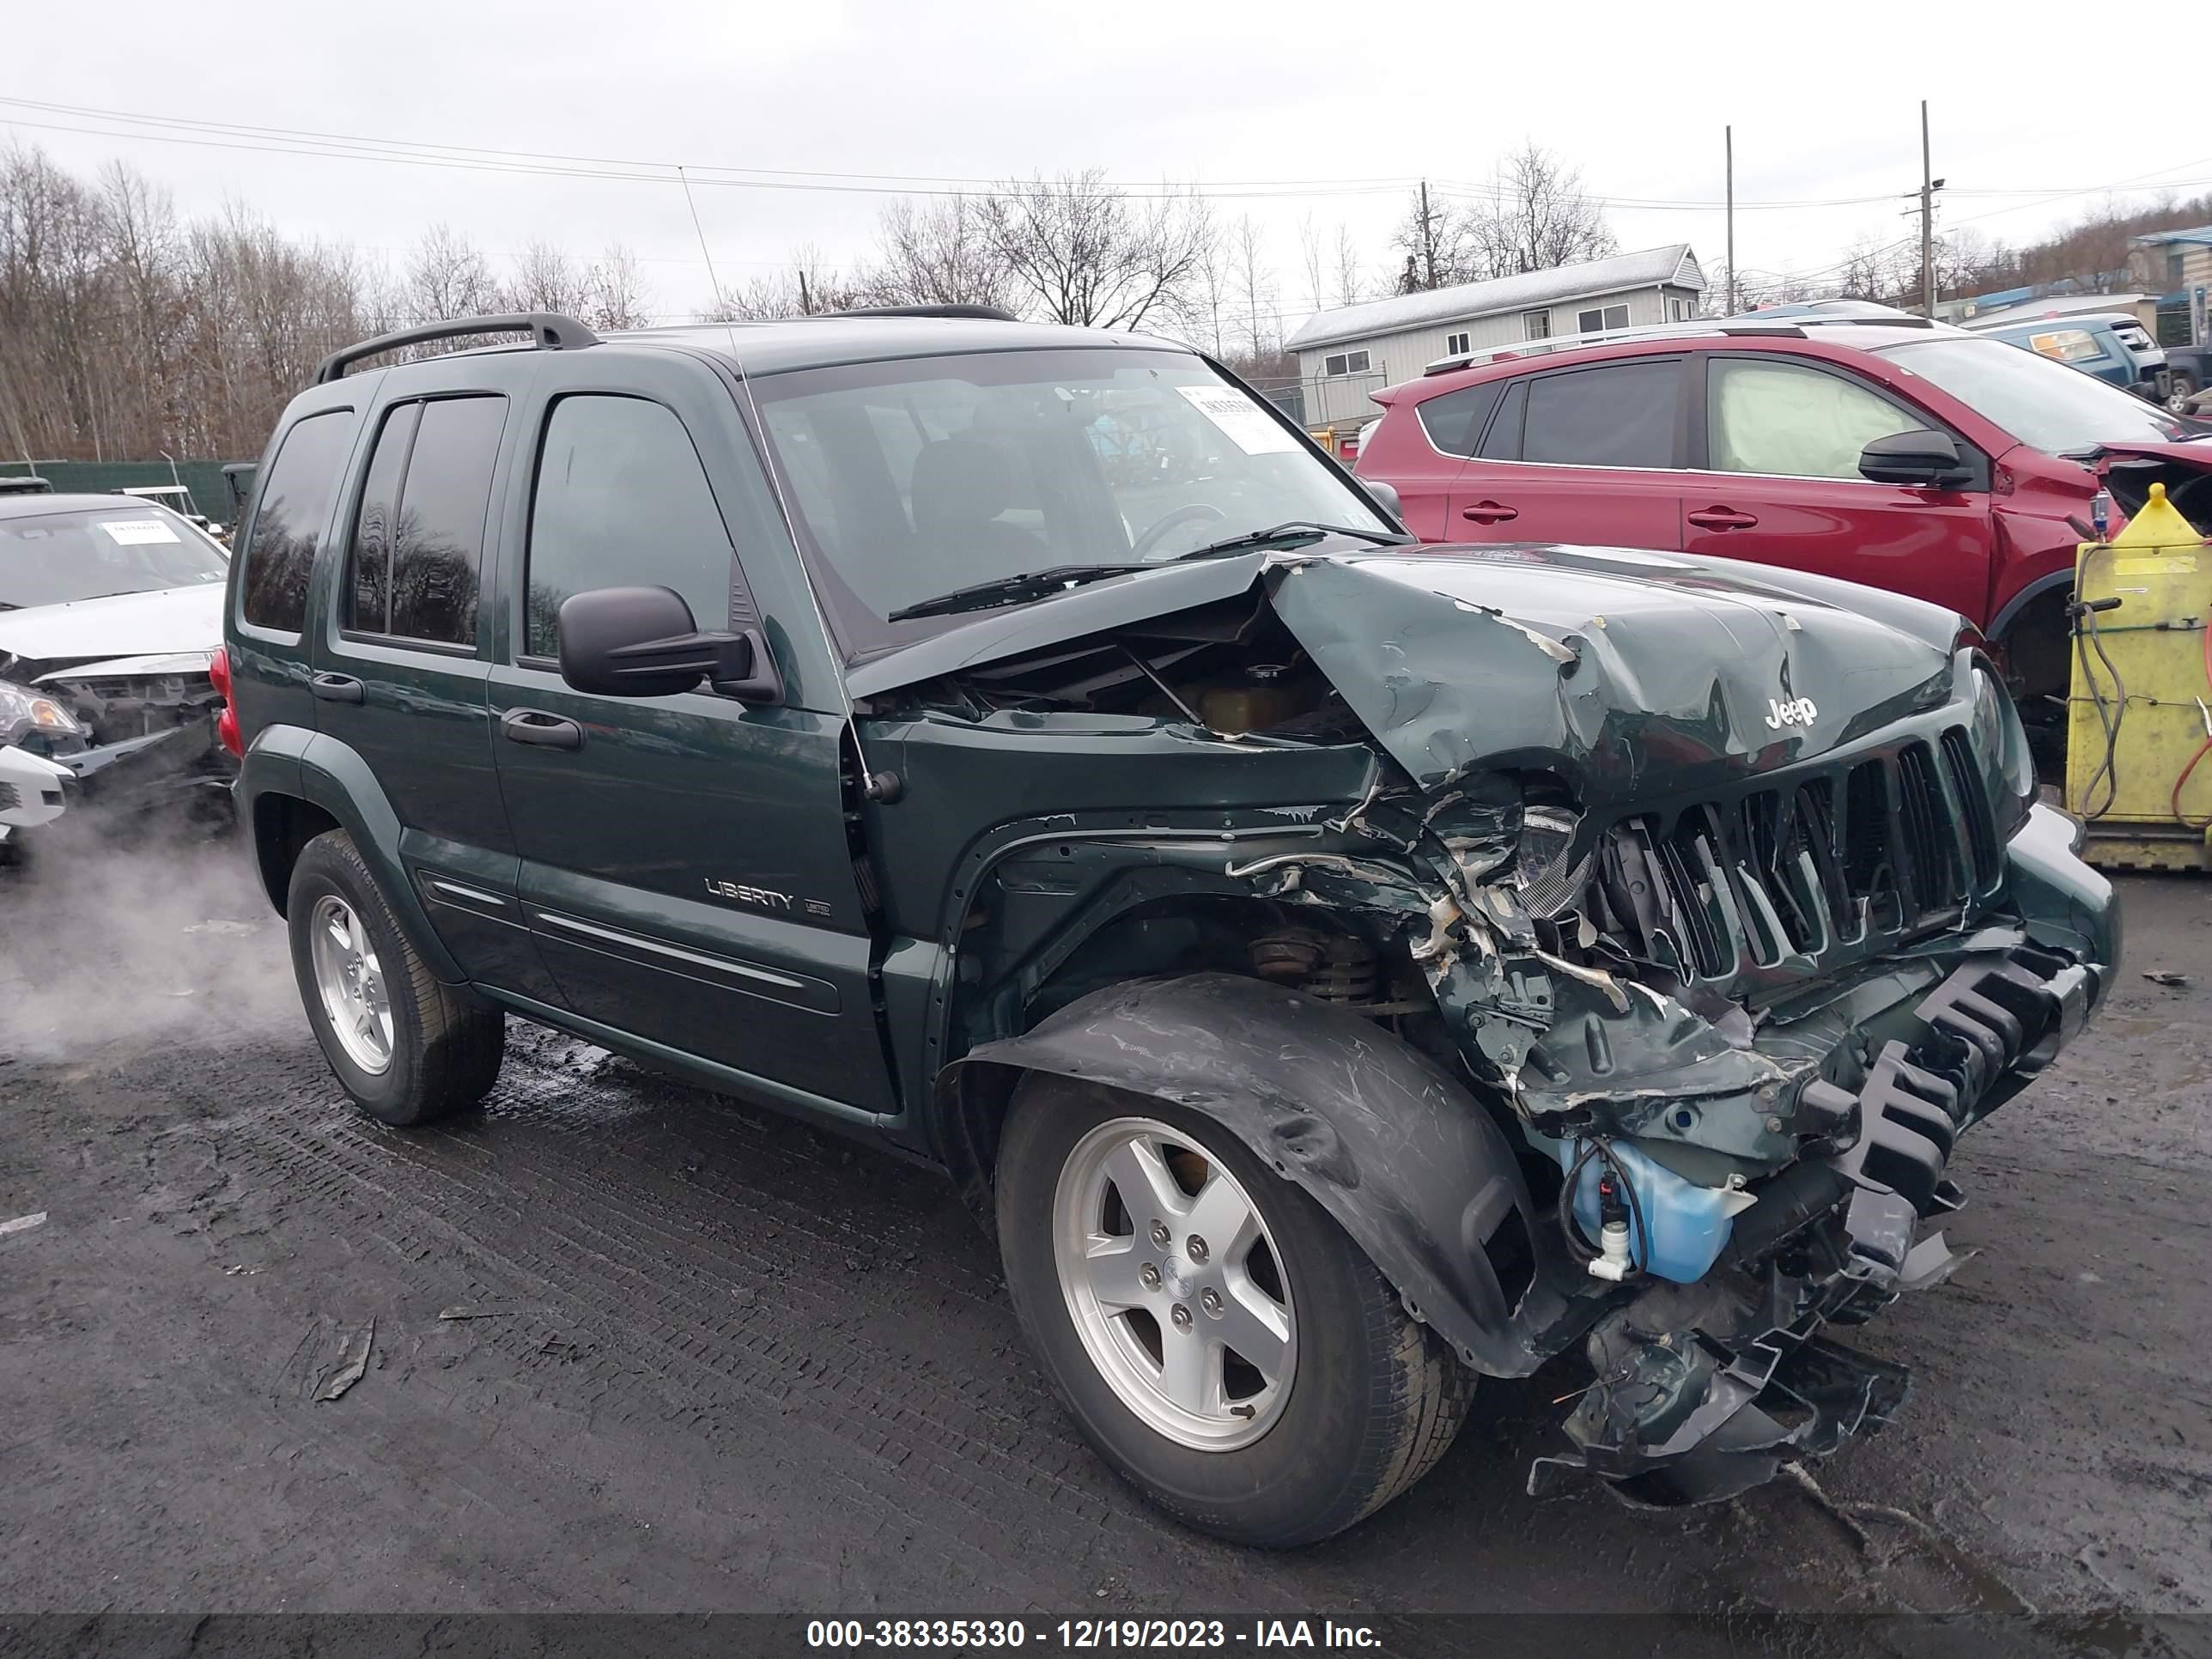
[219,307,2116,1546]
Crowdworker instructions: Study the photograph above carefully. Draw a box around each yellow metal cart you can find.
[2064,483,2212,871]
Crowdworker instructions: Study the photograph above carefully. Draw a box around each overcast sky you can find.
[6,0,2207,329]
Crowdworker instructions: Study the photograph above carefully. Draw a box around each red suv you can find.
[1353,317,2212,723]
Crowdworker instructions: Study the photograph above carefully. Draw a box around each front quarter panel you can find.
[947,972,1578,1377]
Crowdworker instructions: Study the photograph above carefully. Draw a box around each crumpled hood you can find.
[1267,544,1960,801]
[0,583,224,671]
[2094,440,2212,471]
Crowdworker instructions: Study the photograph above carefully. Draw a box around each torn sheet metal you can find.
[1264,550,1956,798]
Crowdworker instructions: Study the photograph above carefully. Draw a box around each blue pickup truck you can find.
[1966,310,2171,403]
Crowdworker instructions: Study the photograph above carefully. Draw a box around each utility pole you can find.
[799,267,813,316]
[1724,125,1735,315]
[1919,100,1937,317]
[1419,179,1437,289]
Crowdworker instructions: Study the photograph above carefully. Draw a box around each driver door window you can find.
[524,394,735,657]
[1706,359,1916,479]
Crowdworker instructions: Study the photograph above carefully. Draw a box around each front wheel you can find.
[995,1078,1472,1547]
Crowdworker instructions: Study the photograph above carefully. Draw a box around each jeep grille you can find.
[1613,727,1993,983]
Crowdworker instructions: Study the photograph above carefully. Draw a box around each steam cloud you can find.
[0,826,304,1061]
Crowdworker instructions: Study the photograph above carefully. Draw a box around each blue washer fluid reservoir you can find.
[1551,1137,1759,1284]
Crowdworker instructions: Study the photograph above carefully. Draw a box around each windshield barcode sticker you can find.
[99,518,182,545]
[1175,385,1298,455]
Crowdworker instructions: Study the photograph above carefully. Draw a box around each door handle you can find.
[501,708,584,751]
[308,673,365,704]
[1686,507,1759,530]
[1461,501,1520,524]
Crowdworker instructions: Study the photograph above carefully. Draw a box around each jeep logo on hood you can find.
[1765,696,1818,730]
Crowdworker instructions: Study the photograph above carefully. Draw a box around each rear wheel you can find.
[287,830,503,1127]
[2166,369,2199,416]
[996,1077,1472,1547]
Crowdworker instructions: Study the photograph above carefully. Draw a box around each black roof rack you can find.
[829,303,1019,322]
[1798,314,1936,330]
[313,312,599,385]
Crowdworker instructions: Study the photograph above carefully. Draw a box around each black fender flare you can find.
[238,724,468,985]
[942,971,1566,1377]
[1989,569,2075,644]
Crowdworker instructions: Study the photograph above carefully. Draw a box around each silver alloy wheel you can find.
[309,893,394,1076]
[1052,1115,1297,1450]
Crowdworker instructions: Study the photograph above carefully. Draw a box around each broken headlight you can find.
[1972,663,2036,836]
[0,678,83,748]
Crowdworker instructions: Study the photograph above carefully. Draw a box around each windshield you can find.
[1879,337,2203,454]
[749,347,1389,658]
[0,504,229,611]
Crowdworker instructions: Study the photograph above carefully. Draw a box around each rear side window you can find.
[1522,361,1679,468]
[1414,382,1505,458]
[240,409,356,632]
[1479,381,1525,459]
[525,395,734,659]
[343,395,505,647]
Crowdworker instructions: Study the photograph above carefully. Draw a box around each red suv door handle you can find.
[1462,501,1519,524]
[1687,507,1759,530]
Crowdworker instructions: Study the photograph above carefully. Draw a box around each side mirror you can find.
[1360,477,1404,523]
[1859,428,1971,488]
[556,585,782,704]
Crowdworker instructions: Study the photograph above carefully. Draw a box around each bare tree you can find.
[1228,216,1276,363]
[700,245,866,322]
[1934,228,2002,300]
[1191,229,1231,356]
[0,145,378,462]
[1330,222,1366,307]
[576,244,647,330]
[861,196,1014,312]
[976,171,1213,331]
[1835,234,1896,302]
[405,224,499,321]
[503,240,593,317]
[1389,183,1476,292]
[1466,143,1618,279]
[1298,214,1327,317]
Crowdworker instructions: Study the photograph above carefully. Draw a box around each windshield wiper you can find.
[1169,520,1414,561]
[885,521,1414,623]
[888,563,1152,623]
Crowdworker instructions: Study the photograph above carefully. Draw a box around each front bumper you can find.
[44,715,234,822]
[1530,815,2112,1506]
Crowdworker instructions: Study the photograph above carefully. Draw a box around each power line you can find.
[0,94,1431,191]
[20,94,2202,218]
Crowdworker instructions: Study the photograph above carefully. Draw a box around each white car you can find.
[0,494,234,832]
[0,744,71,844]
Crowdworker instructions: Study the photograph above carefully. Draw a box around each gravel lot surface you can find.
[3,837,2207,1652]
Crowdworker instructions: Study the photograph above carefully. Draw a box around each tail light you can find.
[210,644,242,758]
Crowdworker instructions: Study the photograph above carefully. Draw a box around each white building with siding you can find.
[1285,246,1707,428]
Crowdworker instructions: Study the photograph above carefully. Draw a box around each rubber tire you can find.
[2167,369,2198,416]
[286,829,504,1127]
[995,1077,1473,1547]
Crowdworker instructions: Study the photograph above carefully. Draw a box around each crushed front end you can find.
[0,648,234,831]
[1528,887,2107,1506]
[872,541,2118,1509]
[1243,555,2118,1506]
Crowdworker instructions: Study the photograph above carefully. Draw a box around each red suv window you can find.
[1520,361,1679,468]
